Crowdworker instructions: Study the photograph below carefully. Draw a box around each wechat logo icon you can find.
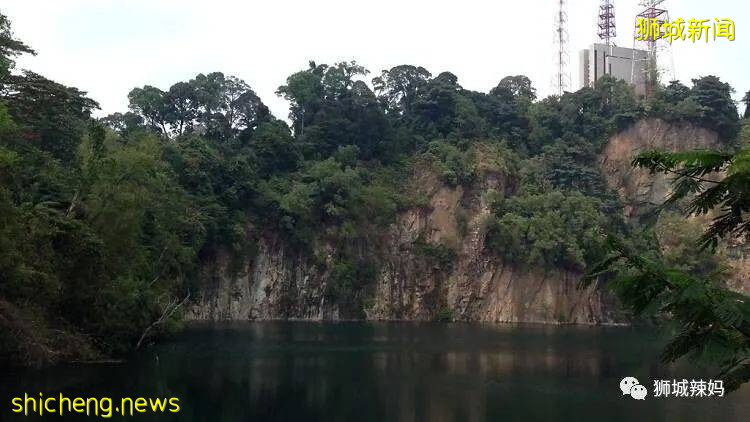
[620,376,648,400]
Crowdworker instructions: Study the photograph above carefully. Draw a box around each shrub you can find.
[435,306,455,322]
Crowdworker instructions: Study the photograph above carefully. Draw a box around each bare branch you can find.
[135,290,190,350]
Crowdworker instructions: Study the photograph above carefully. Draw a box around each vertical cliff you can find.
[601,118,720,219]
[189,151,610,323]
[188,118,748,322]
[188,167,610,323]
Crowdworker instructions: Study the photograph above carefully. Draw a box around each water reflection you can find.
[2,322,749,421]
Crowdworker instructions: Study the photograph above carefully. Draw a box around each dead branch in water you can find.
[135,291,190,351]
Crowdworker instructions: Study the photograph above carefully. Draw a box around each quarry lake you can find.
[4,322,750,421]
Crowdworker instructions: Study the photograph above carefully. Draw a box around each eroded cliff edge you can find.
[188,118,746,322]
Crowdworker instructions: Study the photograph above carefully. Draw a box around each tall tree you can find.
[491,75,537,104]
[372,65,431,114]
[661,80,691,104]
[277,61,326,136]
[3,71,98,162]
[128,86,169,136]
[689,75,740,140]
[412,72,461,138]
[0,12,35,81]
[165,81,199,136]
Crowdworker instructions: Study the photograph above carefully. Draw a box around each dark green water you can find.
[3,322,749,421]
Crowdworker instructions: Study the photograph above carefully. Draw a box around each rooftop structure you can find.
[579,43,648,95]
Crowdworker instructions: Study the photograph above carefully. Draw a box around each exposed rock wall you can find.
[601,118,749,294]
[602,118,720,219]
[188,118,747,323]
[188,164,611,323]
[362,167,610,323]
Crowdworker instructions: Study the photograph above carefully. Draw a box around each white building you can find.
[579,43,648,96]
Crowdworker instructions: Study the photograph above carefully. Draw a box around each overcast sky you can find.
[3,0,748,119]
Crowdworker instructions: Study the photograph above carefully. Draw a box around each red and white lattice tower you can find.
[598,0,617,47]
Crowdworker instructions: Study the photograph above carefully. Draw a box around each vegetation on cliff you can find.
[0,7,747,389]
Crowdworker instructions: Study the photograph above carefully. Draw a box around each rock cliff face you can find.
[601,118,720,219]
[364,167,611,324]
[188,164,612,323]
[188,118,747,322]
[601,118,749,295]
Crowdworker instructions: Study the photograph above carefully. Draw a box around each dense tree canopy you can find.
[648,77,741,141]
[127,72,271,141]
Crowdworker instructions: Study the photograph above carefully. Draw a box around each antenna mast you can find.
[598,0,616,47]
[553,0,570,96]
[633,0,668,96]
